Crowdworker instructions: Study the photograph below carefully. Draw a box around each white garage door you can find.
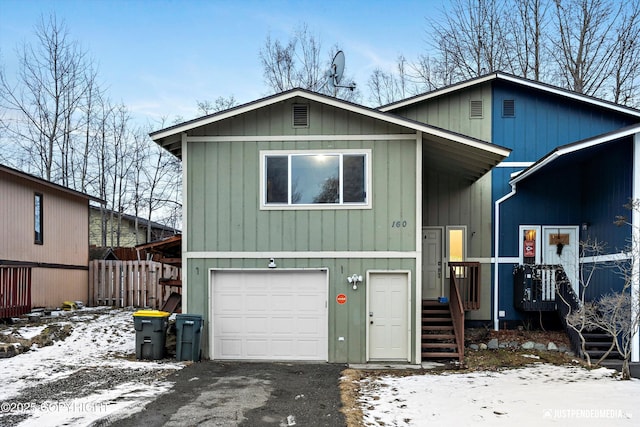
[211,269,328,361]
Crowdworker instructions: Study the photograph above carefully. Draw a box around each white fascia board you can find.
[381,72,640,118]
[150,91,303,141]
[186,251,418,259]
[379,74,497,111]
[498,74,640,118]
[511,125,640,185]
[151,88,508,159]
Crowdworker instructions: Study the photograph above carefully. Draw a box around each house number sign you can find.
[391,220,408,228]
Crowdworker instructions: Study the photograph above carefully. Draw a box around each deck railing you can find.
[448,262,481,310]
[555,268,584,358]
[0,266,32,318]
[449,265,466,362]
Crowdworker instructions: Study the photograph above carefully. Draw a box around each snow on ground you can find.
[359,363,639,426]
[5,307,640,427]
[0,307,184,426]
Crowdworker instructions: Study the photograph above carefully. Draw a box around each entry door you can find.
[368,272,410,361]
[422,228,443,299]
[542,226,579,294]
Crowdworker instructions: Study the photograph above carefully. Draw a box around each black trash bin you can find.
[133,310,170,360]
[176,314,203,361]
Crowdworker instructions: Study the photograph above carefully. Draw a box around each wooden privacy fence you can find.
[89,260,180,308]
[0,266,32,318]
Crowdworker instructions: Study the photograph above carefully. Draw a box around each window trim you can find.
[519,225,541,265]
[445,225,467,278]
[34,192,43,245]
[260,149,372,210]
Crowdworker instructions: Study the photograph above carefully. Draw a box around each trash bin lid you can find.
[133,309,170,317]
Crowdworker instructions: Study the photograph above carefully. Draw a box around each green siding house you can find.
[151,89,509,364]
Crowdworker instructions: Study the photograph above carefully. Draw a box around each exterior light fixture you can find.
[347,274,363,290]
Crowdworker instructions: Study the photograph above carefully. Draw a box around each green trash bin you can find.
[133,310,170,360]
[176,314,203,361]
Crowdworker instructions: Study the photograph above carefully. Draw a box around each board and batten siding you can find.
[187,138,416,253]
[388,83,492,142]
[185,98,418,254]
[186,257,417,363]
[423,170,493,320]
[183,99,420,363]
[491,81,637,162]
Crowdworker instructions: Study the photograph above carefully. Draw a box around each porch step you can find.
[421,334,455,340]
[421,325,454,331]
[421,309,450,315]
[422,342,458,349]
[582,330,623,361]
[422,352,461,359]
[421,299,462,362]
[422,317,452,322]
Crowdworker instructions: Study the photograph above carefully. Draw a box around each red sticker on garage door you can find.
[336,294,347,304]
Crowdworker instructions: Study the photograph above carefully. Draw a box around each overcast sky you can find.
[0,0,447,128]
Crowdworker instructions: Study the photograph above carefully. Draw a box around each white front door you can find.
[542,226,579,294]
[422,228,443,299]
[368,272,410,361]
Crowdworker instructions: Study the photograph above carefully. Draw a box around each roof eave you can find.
[510,124,640,185]
[380,71,640,118]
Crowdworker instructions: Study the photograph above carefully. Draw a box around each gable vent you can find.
[503,99,515,117]
[292,104,309,127]
[470,100,483,118]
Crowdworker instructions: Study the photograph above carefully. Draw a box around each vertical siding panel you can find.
[230,141,244,251]
[216,141,232,251]
[244,142,258,251]
[189,142,206,251]
[373,140,389,251]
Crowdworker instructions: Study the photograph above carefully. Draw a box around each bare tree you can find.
[368,55,426,106]
[561,201,640,380]
[0,14,95,182]
[428,0,511,81]
[260,25,360,101]
[559,238,610,368]
[609,1,640,106]
[590,292,638,380]
[549,0,622,95]
[143,145,181,241]
[372,0,640,107]
[506,0,550,79]
[196,95,238,116]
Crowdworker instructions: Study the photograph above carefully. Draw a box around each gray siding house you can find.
[151,89,509,363]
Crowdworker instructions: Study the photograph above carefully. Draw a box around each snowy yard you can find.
[0,307,184,426]
[357,363,639,426]
[2,307,640,426]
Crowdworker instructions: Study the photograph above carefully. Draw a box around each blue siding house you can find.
[383,72,640,362]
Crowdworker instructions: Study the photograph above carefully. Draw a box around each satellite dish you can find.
[329,50,345,87]
[327,50,356,92]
